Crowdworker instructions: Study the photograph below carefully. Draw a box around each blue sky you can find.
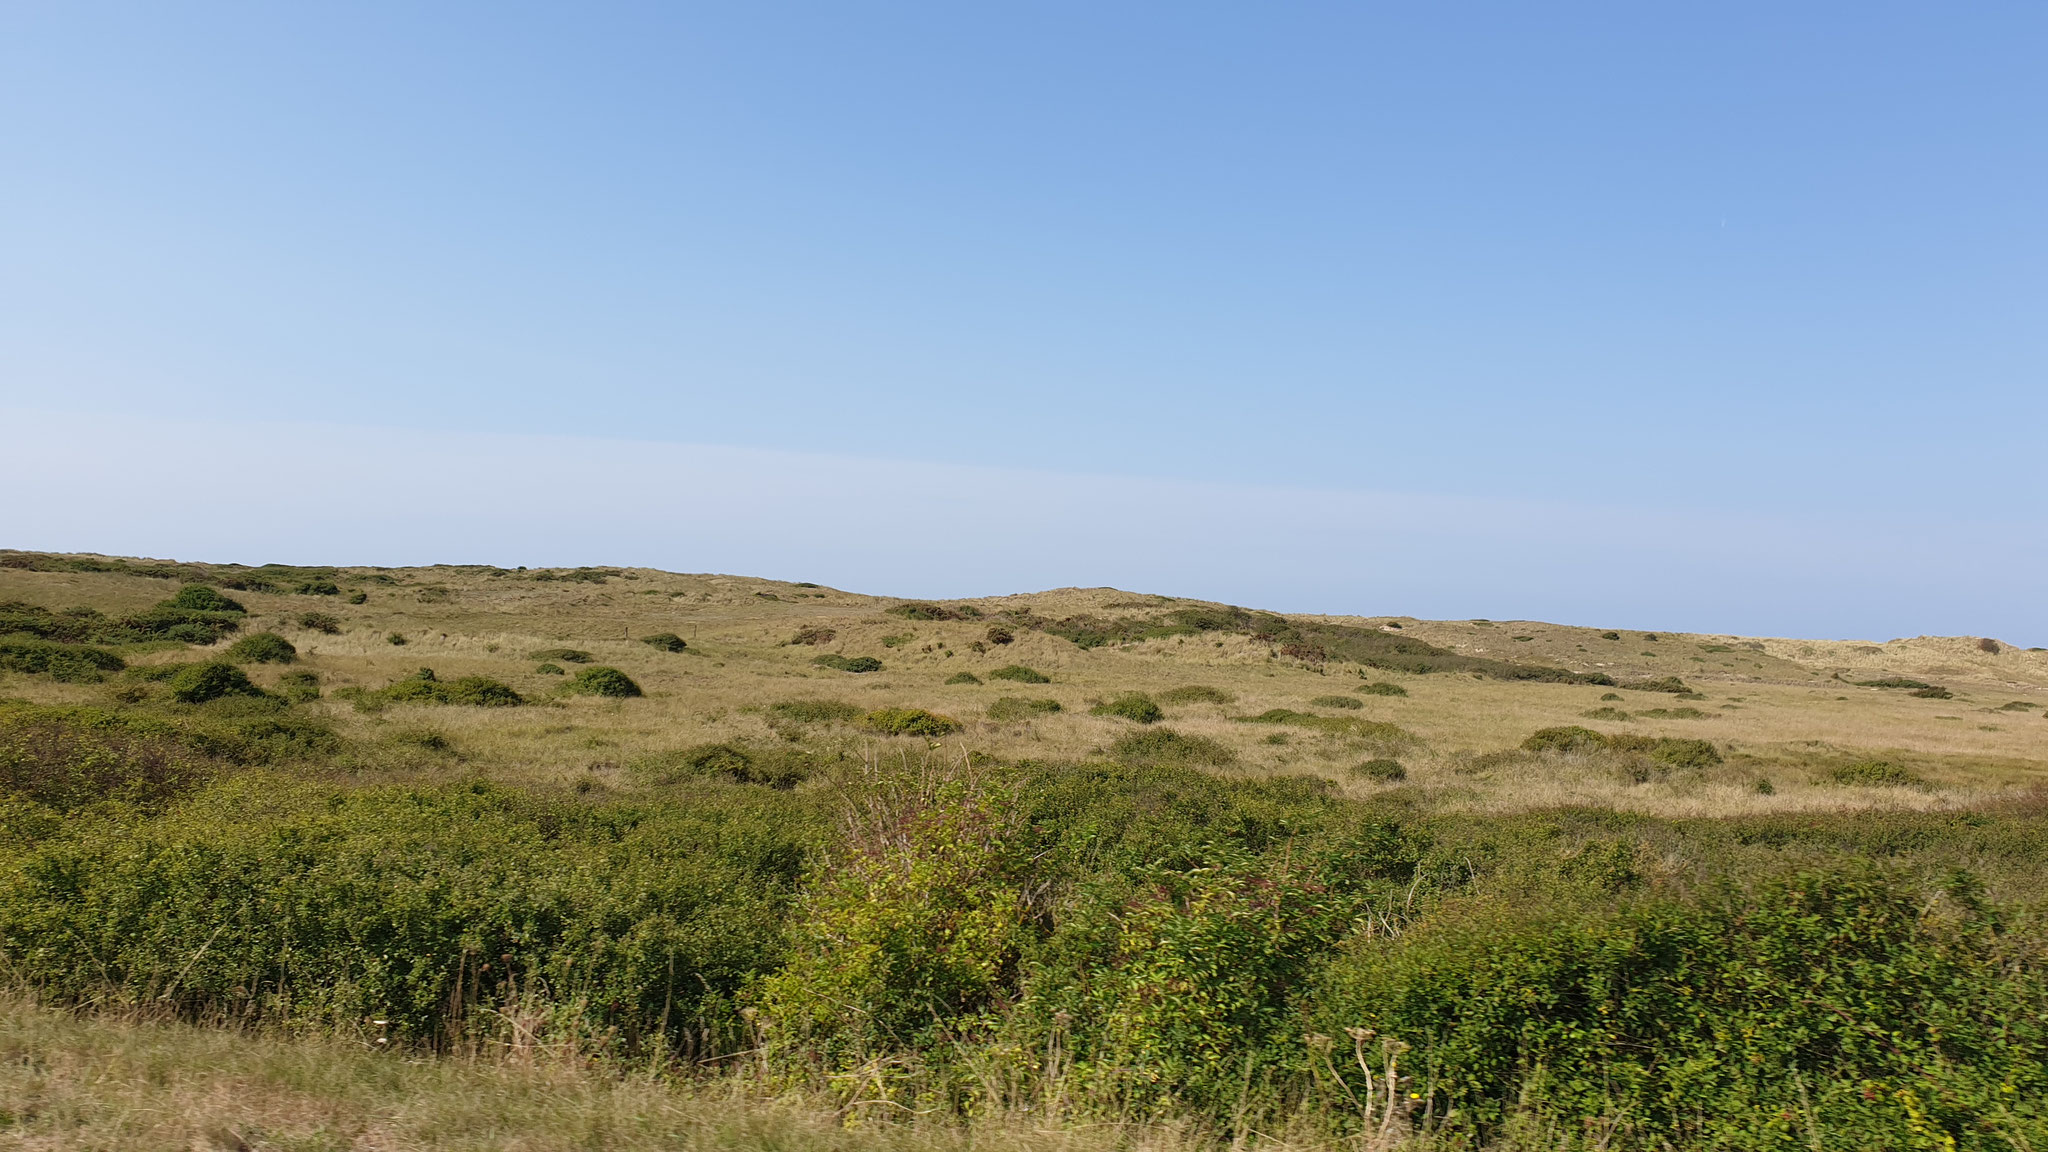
[3,3,2043,642]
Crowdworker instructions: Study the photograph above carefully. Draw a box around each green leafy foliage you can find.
[1109,728,1237,769]
[756,776,1022,1067]
[167,584,245,613]
[223,632,297,664]
[296,610,342,634]
[1350,758,1406,782]
[988,664,1050,684]
[1091,693,1163,724]
[1825,759,1930,789]
[885,602,960,621]
[0,638,126,682]
[1310,694,1363,710]
[811,654,883,673]
[530,648,593,663]
[944,671,982,685]
[562,666,642,698]
[633,742,815,789]
[372,670,525,707]
[768,699,862,725]
[640,632,688,652]
[166,662,266,704]
[987,697,1061,721]
[858,708,962,737]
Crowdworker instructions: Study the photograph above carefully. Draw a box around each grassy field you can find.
[3,550,2047,1150]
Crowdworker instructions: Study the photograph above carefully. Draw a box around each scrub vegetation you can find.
[2,550,2047,1151]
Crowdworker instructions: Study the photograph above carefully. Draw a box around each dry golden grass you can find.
[3,559,2044,818]
[1,995,1292,1152]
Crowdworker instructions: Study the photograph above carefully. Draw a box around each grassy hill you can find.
[4,550,2048,1149]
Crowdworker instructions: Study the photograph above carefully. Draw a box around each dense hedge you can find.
[3,700,2048,1147]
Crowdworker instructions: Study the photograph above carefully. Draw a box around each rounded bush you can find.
[225,632,297,665]
[1311,694,1363,710]
[1360,681,1408,697]
[812,654,883,674]
[167,584,245,613]
[769,699,862,725]
[641,633,688,653]
[859,708,962,737]
[1110,727,1236,768]
[297,611,342,634]
[167,661,265,704]
[1522,726,1610,754]
[944,672,982,685]
[989,665,1050,684]
[987,697,1061,722]
[535,662,565,675]
[565,666,642,698]
[1351,757,1407,782]
[1092,693,1162,724]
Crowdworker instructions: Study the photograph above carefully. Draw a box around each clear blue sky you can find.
[3,3,2043,642]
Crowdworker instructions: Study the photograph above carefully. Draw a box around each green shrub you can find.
[345,591,368,604]
[1157,684,1234,705]
[1600,630,1621,639]
[1637,705,1711,719]
[1621,676,1690,693]
[1109,727,1237,769]
[756,776,1019,1066]
[1350,757,1406,782]
[944,672,982,685]
[535,662,565,675]
[1237,709,1414,744]
[768,699,863,725]
[563,666,642,698]
[1825,759,1929,789]
[0,638,126,683]
[633,742,813,789]
[1609,734,1722,770]
[386,632,408,646]
[277,671,321,702]
[885,602,959,621]
[374,670,523,707]
[989,664,1050,684]
[224,632,297,664]
[1310,866,2039,1143]
[1092,693,1163,724]
[1310,694,1363,710]
[1600,691,1623,701]
[640,632,688,652]
[167,584,245,613]
[1581,706,1630,720]
[296,611,342,634]
[880,632,913,648]
[530,648,593,663]
[166,662,266,704]
[0,703,219,809]
[0,778,807,1048]
[1359,681,1408,696]
[789,625,836,646]
[987,697,1062,721]
[859,708,962,737]
[1521,725,1610,754]
[984,625,1014,645]
[811,653,883,673]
